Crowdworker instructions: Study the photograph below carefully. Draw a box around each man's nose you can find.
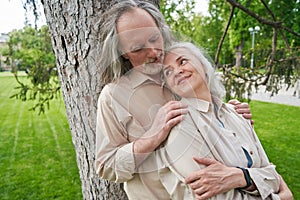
[147,46,161,58]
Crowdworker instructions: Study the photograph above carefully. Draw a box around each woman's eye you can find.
[164,69,173,77]
[180,59,187,65]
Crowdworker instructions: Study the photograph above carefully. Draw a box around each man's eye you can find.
[150,34,160,43]
[131,47,142,53]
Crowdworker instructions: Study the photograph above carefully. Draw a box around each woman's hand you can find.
[277,175,294,200]
[228,99,254,124]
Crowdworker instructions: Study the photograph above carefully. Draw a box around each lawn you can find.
[0,74,82,200]
[0,73,299,199]
[250,100,300,198]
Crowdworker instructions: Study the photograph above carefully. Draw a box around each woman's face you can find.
[117,8,164,75]
[163,47,208,98]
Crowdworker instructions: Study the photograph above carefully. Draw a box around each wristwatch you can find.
[236,167,252,189]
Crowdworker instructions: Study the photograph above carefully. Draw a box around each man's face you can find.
[117,8,164,74]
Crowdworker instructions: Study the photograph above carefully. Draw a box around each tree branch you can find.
[260,0,290,48]
[214,5,235,66]
[226,0,300,37]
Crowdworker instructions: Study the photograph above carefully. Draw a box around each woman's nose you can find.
[174,67,183,76]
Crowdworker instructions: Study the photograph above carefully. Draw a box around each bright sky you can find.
[0,0,46,34]
[195,0,209,16]
[0,0,208,34]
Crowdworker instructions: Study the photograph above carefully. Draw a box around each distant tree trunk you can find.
[42,0,159,199]
[234,39,245,69]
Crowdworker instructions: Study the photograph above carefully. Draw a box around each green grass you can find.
[0,74,82,200]
[250,100,300,199]
[0,73,299,199]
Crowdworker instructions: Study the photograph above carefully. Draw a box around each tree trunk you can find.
[41,0,159,199]
[234,39,245,69]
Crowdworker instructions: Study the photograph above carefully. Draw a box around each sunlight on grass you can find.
[250,100,300,198]
[0,75,82,200]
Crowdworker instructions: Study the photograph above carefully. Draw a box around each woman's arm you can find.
[278,175,294,200]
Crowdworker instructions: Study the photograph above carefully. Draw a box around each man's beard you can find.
[136,62,162,75]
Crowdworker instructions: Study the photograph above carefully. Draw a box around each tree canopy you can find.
[2,0,300,105]
[1,26,59,113]
[161,0,300,100]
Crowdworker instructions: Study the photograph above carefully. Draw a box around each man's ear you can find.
[119,48,129,59]
[122,53,129,59]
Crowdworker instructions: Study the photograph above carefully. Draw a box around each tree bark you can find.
[234,39,245,69]
[41,0,159,199]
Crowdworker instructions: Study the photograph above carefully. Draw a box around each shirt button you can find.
[250,151,253,155]
[232,132,236,136]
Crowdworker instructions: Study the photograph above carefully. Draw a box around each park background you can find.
[0,0,299,199]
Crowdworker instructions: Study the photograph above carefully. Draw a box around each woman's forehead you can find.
[165,48,189,60]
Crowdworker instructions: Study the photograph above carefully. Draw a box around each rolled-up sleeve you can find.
[248,165,280,199]
[95,85,136,182]
[247,126,280,199]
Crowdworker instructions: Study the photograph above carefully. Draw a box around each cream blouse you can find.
[158,97,281,200]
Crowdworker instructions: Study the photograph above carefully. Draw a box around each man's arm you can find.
[185,158,247,200]
[185,158,283,200]
[133,101,188,166]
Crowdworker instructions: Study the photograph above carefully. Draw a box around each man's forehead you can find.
[118,27,160,36]
[116,8,158,31]
[118,27,160,45]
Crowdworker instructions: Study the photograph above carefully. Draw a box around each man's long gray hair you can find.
[98,0,174,84]
[164,42,226,99]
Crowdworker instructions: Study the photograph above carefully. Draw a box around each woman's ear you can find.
[205,73,209,82]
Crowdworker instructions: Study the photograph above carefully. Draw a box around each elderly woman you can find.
[159,42,293,200]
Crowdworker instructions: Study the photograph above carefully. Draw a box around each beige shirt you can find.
[158,97,281,200]
[95,69,174,199]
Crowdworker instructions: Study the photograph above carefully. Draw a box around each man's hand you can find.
[185,157,245,200]
[228,99,254,124]
[134,101,188,154]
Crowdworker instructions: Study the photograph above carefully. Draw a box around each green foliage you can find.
[0,75,82,200]
[160,0,196,41]
[222,65,253,102]
[162,0,300,101]
[1,26,60,114]
[2,1,299,112]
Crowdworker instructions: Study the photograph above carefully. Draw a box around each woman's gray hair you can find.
[98,0,174,84]
[164,42,226,99]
